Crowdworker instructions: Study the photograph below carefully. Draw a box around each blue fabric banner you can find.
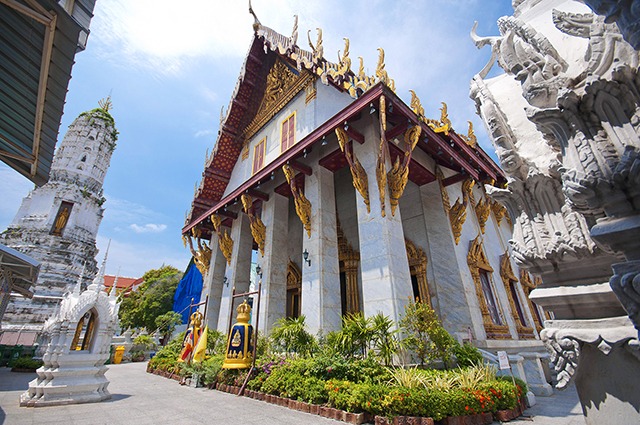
[172,258,203,324]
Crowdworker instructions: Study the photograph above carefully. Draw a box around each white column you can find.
[216,214,253,334]
[353,122,413,323]
[302,165,341,335]
[258,194,289,333]
[200,232,227,331]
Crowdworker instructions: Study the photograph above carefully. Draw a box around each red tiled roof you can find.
[103,275,142,295]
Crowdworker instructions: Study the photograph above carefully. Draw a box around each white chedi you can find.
[20,251,120,407]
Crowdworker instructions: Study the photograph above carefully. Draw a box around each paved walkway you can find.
[0,362,584,425]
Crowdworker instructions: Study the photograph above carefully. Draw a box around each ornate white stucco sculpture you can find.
[470,1,640,423]
[20,251,119,407]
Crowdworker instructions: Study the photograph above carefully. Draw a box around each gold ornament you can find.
[426,102,452,135]
[461,121,477,148]
[241,194,267,256]
[283,164,312,237]
[336,127,370,213]
[475,197,491,234]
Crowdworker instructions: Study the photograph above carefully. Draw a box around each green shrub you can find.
[10,357,43,371]
[148,331,184,371]
[453,342,483,367]
[400,300,457,367]
[200,355,224,385]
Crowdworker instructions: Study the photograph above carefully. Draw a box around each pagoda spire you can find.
[109,266,120,298]
[89,240,110,292]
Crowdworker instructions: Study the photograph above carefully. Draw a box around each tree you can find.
[119,265,182,332]
[400,300,456,368]
[269,315,317,357]
[155,311,183,344]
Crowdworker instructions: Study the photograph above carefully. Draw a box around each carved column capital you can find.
[541,317,639,389]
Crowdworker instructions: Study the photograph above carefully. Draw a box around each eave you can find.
[183,83,505,235]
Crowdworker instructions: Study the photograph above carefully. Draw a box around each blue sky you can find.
[0,0,514,278]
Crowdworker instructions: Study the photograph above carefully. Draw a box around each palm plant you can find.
[269,315,316,357]
[370,312,400,366]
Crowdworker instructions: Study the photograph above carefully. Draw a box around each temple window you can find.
[70,308,97,351]
[51,201,73,236]
[280,112,296,152]
[467,235,510,339]
[500,254,534,338]
[479,270,503,325]
[252,137,266,174]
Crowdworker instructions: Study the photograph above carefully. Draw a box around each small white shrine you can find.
[20,252,119,407]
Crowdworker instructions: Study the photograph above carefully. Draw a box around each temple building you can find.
[0,100,118,344]
[182,12,550,394]
[469,0,640,423]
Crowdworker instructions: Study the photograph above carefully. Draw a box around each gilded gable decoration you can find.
[307,28,323,64]
[405,238,430,306]
[500,253,534,338]
[437,169,470,245]
[283,164,312,237]
[375,48,395,92]
[467,235,510,339]
[243,58,314,142]
[336,127,370,213]
[241,194,267,256]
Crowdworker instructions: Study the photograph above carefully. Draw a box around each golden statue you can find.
[53,206,70,235]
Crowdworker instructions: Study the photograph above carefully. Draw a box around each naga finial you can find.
[248,0,261,31]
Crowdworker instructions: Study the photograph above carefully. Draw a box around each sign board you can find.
[497,351,510,370]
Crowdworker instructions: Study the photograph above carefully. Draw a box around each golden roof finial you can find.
[98,96,112,112]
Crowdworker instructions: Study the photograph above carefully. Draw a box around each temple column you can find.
[301,165,341,335]
[200,232,227,331]
[216,214,252,334]
[353,122,412,322]
[258,193,289,333]
[419,181,476,337]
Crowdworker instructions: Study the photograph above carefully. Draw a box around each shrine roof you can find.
[182,18,506,236]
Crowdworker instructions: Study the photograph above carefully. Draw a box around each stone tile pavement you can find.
[0,362,585,425]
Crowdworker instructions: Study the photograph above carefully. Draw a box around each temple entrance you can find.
[337,221,360,315]
[286,261,301,318]
[70,308,97,351]
[405,238,431,306]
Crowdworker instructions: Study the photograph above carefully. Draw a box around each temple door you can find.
[337,222,360,315]
[286,261,302,318]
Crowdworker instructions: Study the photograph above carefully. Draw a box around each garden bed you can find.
[147,366,526,425]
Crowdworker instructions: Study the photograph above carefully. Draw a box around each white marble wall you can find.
[217,214,253,333]
[419,181,478,338]
[258,194,289,332]
[302,165,341,334]
[353,122,413,323]
[201,232,227,331]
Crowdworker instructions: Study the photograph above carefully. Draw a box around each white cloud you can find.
[129,223,168,233]
[194,129,215,138]
[96,235,189,277]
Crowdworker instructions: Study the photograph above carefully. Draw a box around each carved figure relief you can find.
[336,127,370,213]
[241,194,267,256]
[283,164,312,237]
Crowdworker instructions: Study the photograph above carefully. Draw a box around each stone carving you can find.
[335,127,370,213]
[472,15,568,108]
[582,0,640,49]
[283,164,312,237]
[20,253,119,406]
[542,317,640,389]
